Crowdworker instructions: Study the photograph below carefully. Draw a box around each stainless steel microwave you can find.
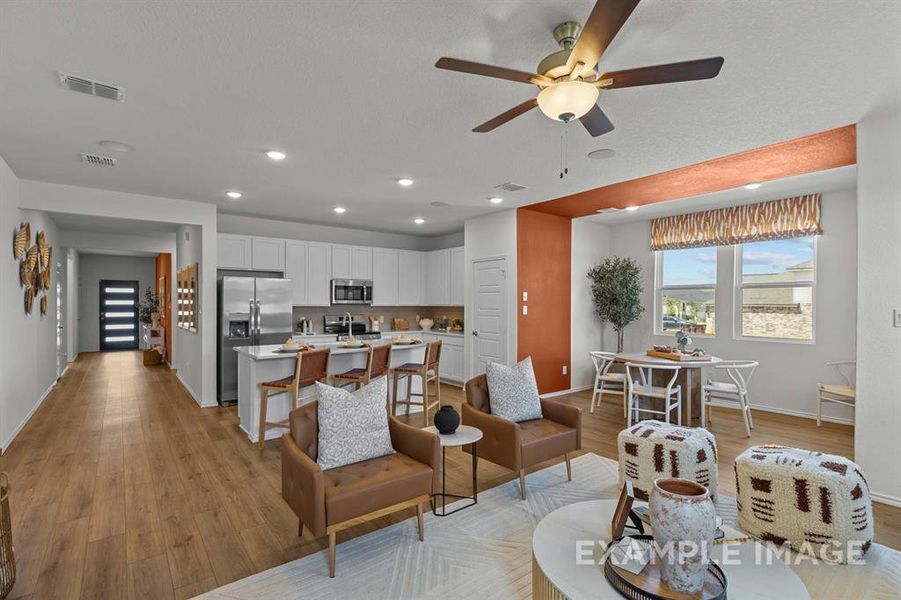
[330,279,373,305]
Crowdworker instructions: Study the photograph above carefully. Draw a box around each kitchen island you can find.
[234,341,430,444]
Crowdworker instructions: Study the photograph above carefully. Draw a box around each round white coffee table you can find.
[532,499,809,599]
[423,425,483,516]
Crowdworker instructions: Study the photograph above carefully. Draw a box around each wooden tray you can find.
[646,350,712,362]
[604,536,726,599]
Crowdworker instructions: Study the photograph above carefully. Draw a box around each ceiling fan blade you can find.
[566,0,640,76]
[473,98,538,133]
[580,104,615,137]
[598,57,725,89]
[435,57,551,86]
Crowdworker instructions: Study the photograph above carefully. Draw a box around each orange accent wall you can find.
[155,253,172,362]
[526,124,857,218]
[517,208,571,394]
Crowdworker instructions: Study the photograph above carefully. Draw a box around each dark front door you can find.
[99,280,139,351]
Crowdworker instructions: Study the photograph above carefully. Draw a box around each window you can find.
[656,247,717,336]
[736,237,815,341]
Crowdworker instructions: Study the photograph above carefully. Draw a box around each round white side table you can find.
[423,425,483,516]
[532,499,809,599]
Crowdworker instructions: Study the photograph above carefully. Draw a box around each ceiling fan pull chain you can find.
[564,126,569,175]
[559,132,564,179]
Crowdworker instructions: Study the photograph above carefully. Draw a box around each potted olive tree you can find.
[587,257,645,352]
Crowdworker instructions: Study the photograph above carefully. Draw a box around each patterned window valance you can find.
[650,194,822,251]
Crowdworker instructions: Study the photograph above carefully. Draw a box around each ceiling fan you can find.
[435,0,724,137]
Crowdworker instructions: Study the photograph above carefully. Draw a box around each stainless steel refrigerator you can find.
[217,276,293,405]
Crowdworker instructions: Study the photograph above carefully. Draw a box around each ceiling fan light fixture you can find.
[537,80,599,122]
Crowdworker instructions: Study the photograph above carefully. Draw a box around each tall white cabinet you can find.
[372,248,399,306]
[397,250,424,306]
[284,240,332,306]
[332,244,373,280]
[425,249,451,305]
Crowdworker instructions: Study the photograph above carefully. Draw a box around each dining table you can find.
[614,352,723,427]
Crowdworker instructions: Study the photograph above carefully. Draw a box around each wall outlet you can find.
[522,291,528,302]
[562,365,567,375]
[522,305,528,316]
[894,309,901,328]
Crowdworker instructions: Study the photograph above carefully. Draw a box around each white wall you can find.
[76,254,157,353]
[571,219,612,389]
[65,248,79,362]
[463,209,517,380]
[594,188,858,423]
[20,180,217,406]
[175,225,208,404]
[218,213,462,251]
[855,107,901,506]
[0,157,61,450]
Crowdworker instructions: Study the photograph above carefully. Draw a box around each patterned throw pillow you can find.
[316,376,395,470]
[486,356,543,422]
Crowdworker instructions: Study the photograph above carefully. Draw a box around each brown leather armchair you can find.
[462,373,581,500]
[281,402,440,577]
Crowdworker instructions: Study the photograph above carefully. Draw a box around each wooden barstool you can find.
[257,347,330,449]
[332,343,392,390]
[390,340,441,427]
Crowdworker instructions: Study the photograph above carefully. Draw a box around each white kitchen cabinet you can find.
[398,250,424,305]
[450,246,464,306]
[425,249,451,305]
[251,237,286,271]
[306,242,332,306]
[372,248,398,306]
[217,234,252,269]
[284,241,308,305]
[332,245,372,280]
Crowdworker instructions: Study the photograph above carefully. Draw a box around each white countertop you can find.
[292,330,464,339]
[234,341,426,361]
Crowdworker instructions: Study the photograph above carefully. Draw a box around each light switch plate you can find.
[522,305,528,315]
[894,309,901,328]
[522,291,528,302]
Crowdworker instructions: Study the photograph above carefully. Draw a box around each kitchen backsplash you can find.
[292,305,464,333]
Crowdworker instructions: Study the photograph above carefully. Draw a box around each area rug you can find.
[196,453,900,599]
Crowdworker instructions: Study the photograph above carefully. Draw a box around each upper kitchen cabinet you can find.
[306,242,332,306]
[332,244,372,280]
[425,249,451,305]
[217,234,252,269]
[450,247,464,306]
[372,247,398,306]
[284,241,308,305]
[397,250,423,305]
[251,236,286,271]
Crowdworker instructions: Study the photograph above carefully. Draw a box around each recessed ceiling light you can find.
[397,178,414,187]
[333,207,346,214]
[489,197,504,205]
[226,191,242,200]
[413,218,425,225]
[266,150,286,161]
[625,205,639,212]
[587,148,616,160]
[98,140,135,153]
[744,182,762,190]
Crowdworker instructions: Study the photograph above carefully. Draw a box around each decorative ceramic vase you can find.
[433,405,460,434]
[649,478,716,594]
[419,318,434,331]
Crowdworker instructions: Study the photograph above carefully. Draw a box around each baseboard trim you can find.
[1,380,56,452]
[175,371,210,407]
[541,384,592,400]
[707,401,854,426]
[871,492,901,508]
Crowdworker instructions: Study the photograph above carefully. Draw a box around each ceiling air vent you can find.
[81,153,118,167]
[59,72,124,101]
[495,182,527,193]
[596,207,622,215]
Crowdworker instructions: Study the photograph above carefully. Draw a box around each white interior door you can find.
[471,257,507,376]
[56,261,66,377]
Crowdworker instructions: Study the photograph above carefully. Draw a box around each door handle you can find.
[255,300,261,339]
[472,330,479,337]
[249,300,256,342]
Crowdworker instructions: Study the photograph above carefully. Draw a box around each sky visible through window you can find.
[741,237,814,276]
[662,237,814,285]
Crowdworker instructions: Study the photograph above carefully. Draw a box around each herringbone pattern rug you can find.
[197,453,900,599]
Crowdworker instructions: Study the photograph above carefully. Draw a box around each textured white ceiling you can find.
[0,1,898,235]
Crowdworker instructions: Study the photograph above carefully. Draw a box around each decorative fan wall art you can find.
[11,222,52,317]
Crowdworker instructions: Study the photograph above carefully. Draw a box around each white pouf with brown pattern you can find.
[617,420,718,502]
[734,445,873,563]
